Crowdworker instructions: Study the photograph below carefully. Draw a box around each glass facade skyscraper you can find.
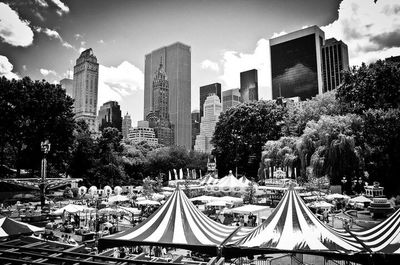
[98,101,122,132]
[270,26,325,100]
[144,42,191,149]
[240,69,258,102]
[222,88,241,112]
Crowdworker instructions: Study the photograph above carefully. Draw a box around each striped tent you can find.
[223,187,366,258]
[99,186,248,255]
[0,217,43,238]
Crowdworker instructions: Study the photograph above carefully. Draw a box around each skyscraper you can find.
[222,88,242,112]
[122,112,132,140]
[98,101,122,132]
[60,78,73,98]
[321,38,349,92]
[199,83,221,118]
[191,110,200,150]
[194,94,222,153]
[127,120,159,146]
[73,48,99,132]
[146,58,174,146]
[270,26,325,100]
[144,42,191,149]
[240,69,258,102]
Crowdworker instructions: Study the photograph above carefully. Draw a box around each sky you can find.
[1,0,400,125]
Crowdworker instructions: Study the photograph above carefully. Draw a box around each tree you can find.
[337,60,400,114]
[212,100,287,179]
[283,91,341,137]
[0,77,75,177]
[363,108,400,196]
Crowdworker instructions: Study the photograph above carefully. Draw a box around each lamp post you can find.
[341,177,347,194]
[40,140,51,212]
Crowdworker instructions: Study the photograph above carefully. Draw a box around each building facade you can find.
[73,48,99,132]
[194,94,222,153]
[144,42,191,149]
[127,120,159,146]
[199,83,221,118]
[60,78,73,98]
[222,88,242,112]
[146,58,174,146]
[321,38,349,93]
[270,26,325,100]
[191,110,200,150]
[122,112,132,140]
[240,69,258,102]
[98,101,122,132]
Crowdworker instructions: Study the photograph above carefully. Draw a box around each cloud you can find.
[63,69,73,78]
[49,0,69,15]
[0,3,34,47]
[219,38,271,99]
[35,0,48,7]
[80,41,86,46]
[201,59,219,72]
[98,61,144,108]
[322,0,400,66]
[74,33,83,40]
[98,39,105,44]
[271,31,287,39]
[0,55,19,80]
[34,26,74,50]
[40,68,57,76]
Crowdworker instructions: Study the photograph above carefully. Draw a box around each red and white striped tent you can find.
[223,188,366,258]
[99,186,249,255]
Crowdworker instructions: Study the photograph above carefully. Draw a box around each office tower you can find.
[270,26,325,100]
[146,58,174,146]
[194,94,222,153]
[191,110,200,150]
[222,88,242,112]
[240,69,258,102]
[199,83,221,118]
[144,42,191,149]
[122,112,132,139]
[98,101,122,132]
[321,38,349,92]
[60,78,73,98]
[73,48,99,132]
[127,120,158,146]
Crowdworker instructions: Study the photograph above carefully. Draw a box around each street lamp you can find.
[40,140,51,212]
[341,177,347,194]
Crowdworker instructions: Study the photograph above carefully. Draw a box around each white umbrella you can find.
[190,195,217,202]
[151,193,165,201]
[325,193,350,200]
[136,199,160,205]
[108,195,129,204]
[114,186,122,195]
[307,201,334,209]
[206,200,227,207]
[217,196,243,203]
[52,204,91,215]
[350,195,372,203]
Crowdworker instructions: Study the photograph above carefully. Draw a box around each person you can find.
[113,247,120,258]
[323,210,329,223]
[119,247,126,258]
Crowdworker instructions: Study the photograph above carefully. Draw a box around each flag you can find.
[168,171,172,181]
[179,168,183,180]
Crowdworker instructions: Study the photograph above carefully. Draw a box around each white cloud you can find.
[78,47,86,53]
[35,0,48,7]
[98,61,144,108]
[0,55,19,80]
[40,68,57,76]
[219,38,271,99]
[35,26,74,50]
[201,59,219,72]
[49,0,69,15]
[322,0,400,66]
[0,3,34,47]
[63,69,73,78]
[98,39,105,44]
[74,33,83,40]
[271,31,287,39]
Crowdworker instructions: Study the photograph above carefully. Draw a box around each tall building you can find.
[122,112,132,139]
[191,110,200,150]
[146,58,174,146]
[270,26,325,100]
[194,94,222,153]
[199,83,221,118]
[60,78,73,98]
[321,38,349,92]
[73,48,99,132]
[240,69,258,102]
[98,101,122,132]
[222,88,242,112]
[144,42,191,149]
[127,120,158,146]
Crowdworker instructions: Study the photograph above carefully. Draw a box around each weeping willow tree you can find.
[296,134,315,183]
[301,115,364,185]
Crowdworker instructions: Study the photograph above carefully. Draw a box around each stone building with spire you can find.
[146,57,174,146]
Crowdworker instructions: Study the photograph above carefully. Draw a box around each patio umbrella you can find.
[108,195,129,204]
[325,193,350,200]
[349,195,372,203]
[206,200,227,207]
[136,199,160,206]
[0,217,43,238]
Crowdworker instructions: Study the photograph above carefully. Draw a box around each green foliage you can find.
[212,100,287,179]
[337,60,400,114]
[0,77,75,177]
